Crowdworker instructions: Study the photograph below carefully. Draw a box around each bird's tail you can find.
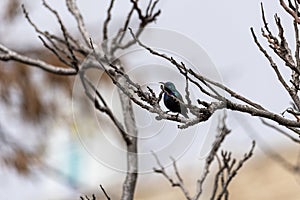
[181,104,189,119]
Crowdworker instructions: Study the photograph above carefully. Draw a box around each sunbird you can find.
[159,81,189,118]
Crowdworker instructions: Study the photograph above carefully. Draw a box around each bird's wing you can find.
[175,91,184,102]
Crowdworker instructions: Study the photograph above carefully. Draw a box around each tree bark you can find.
[117,74,138,200]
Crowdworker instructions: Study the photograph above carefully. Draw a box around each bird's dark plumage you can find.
[160,81,189,118]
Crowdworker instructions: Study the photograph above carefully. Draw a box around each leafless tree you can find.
[1,0,300,199]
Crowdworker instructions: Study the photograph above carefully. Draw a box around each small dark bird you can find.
[159,81,189,118]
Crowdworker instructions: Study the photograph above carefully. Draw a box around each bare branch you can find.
[103,0,115,41]
[0,44,77,75]
[21,4,80,50]
[100,184,111,200]
[42,0,79,70]
[215,141,255,200]
[280,0,300,23]
[261,119,300,143]
[152,152,192,200]
[66,0,91,46]
[256,3,300,111]
[38,36,73,67]
[109,0,161,54]
[80,194,96,200]
[91,36,139,200]
[170,156,184,184]
[210,163,227,200]
[130,0,161,26]
[194,114,231,199]
[79,68,132,145]
[292,0,300,98]
[116,6,135,44]
[128,28,266,111]
[129,28,300,131]
[119,74,138,200]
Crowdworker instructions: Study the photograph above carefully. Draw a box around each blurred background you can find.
[0,0,300,199]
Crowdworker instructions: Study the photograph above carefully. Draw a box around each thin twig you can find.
[100,184,111,200]
[152,152,192,200]
[216,141,255,200]
[66,0,91,46]
[103,0,115,41]
[261,119,300,143]
[42,0,79,70]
